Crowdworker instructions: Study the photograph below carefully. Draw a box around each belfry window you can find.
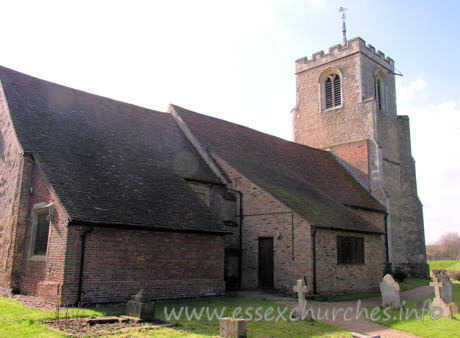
[325,74,341,109]
[374,75,384,111]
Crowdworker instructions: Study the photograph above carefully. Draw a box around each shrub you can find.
[431,269,460,281]
[392,268,407,282]
[447,270,460,281]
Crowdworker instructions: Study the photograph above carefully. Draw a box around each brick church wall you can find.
[61,227,225,305]
[0,84,24,291]
[214,155,386,295]
[19,162,69,302]
[214,156,314,293]
[315,229,386,294]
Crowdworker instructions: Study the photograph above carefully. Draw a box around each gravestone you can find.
[219,318,247,337]
[293,279,310,319]
[126,289,156,321]
[429,278,453,319]
[437,272,453,304]
[379,274,402,309]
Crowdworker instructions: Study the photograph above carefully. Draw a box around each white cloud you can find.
[396,76,427,103]
[308,0,326,8]
[397,77,460,243]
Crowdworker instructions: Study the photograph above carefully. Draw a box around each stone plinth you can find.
[219,317,247,338]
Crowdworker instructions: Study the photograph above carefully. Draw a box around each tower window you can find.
[325,74,341,109]
[374,74,384,111]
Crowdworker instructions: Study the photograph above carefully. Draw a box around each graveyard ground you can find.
[428,260,460,272]
[325,278,429,302]
[365,282,460,338]
[0,296,349,337]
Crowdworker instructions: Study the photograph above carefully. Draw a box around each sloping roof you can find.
[0,66,226,233]
[173,105,385,234]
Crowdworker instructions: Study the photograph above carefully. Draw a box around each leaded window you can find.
[33,213,50,256]
[337,236,364,264]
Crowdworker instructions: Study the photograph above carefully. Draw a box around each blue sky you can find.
[1,0,459,243]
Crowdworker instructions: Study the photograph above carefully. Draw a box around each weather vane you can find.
[339,6,348,46]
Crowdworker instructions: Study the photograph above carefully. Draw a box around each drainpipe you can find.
[237,191,243,289]
[311,226,317,295]
[229,189,243,289]
[77,226,93,306]
[384,212,390,270]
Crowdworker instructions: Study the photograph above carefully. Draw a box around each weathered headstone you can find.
[126,289,155,321]
[379,274,402,309]
[219,317,247,337]
[437,272,454,304]
[429,278,453,319]
[293,279,310,319]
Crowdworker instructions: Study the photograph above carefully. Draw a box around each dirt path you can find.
[237,285,434,338]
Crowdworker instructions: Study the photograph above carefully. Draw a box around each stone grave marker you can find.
[379,274,402,309]
[429,278,453,319]
[126,289,156,321]
[293,279,310,319]
[437,271,453,304]
[219,318,247,337]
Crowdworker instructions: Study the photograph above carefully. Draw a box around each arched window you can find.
[374,74,384,111]
[325,74,341,109]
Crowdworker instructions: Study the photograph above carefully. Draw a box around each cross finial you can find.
[339,6,348,46]
[430,278,444,299]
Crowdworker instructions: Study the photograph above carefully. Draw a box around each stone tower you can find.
[292,37,427,277]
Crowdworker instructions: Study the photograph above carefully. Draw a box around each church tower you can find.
[293,37,427,277]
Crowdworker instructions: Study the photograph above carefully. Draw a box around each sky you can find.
[0,0,459,243]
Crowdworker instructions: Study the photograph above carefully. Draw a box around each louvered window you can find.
[33,213,50,256]
[375,77,383,111]
[337,236,364,264]
[325,74,341,109]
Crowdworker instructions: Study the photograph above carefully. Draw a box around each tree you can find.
[438,232,460,260]
[428,232,460,260]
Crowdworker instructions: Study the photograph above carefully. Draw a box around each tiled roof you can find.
[173,105,385,234]
[0,66,226,233]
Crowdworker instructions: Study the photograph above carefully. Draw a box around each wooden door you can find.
[258,237,274,289]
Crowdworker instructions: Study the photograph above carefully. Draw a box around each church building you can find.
[0,37,427,305]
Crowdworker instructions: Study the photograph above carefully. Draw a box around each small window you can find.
[32,209,50,257]
[337,236,364,264]
[325,74,341,109]
[374,75,384,111]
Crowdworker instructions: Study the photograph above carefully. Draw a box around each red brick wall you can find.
[0,84,32,291]
[62,227,225,305]
[214,155,386,295]
[214,155,314,293]
[329,140,370,188]
[315,229,386,294]
[19,162,68,302]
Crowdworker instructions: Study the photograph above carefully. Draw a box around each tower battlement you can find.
[295,37,394,74]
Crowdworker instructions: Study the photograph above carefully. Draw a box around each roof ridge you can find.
[170,104,330,155]
[0,64,166,116]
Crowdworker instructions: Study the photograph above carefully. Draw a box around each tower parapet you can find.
[295,37,394,74]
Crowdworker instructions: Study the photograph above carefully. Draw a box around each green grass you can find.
[365,283,460,337]
[0,296,349,337]
[428,260,460,272]
[325,278,429,302]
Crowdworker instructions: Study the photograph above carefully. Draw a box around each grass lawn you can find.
[0,296,349,337]
[428,260,460,273]
[325,278,429,302]
[365,283,460,338]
